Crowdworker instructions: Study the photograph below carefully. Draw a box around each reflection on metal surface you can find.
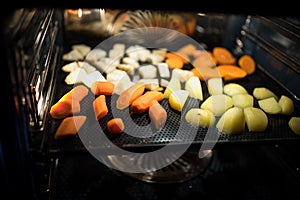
[109,150,213,183]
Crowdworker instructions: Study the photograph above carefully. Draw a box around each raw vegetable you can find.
[91,81,115,96]
[55,115,86,139]
[238,55,256,75]
[212,47,236,65]
[130,91,164,114]
[107,118,125,134]
[149,100,167,130]
[217,65,247,80]
[93,95,108,121]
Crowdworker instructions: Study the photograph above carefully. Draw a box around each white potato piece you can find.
[138,79,160,91]
[232,94,254,108]
[223,83,248,96]
[82,70,106,88]
[163,77,181,98]
[278,95,294,115]
[216,107,245,134]
[258,97,282,114]
[244,107,268,132]
[185,108,215,128]
[288,117,300,135]
[253,87,278,100]
[169,90,189,112]
[61,61,79,73]
[207,77,223,95]
[200,94,233,116]
[64,68,87,85]
[185,76,203,100]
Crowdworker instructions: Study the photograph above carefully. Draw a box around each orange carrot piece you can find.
[149,99,167,130]
[191,67,222,80]
[54,115,86,139]
[61,85,89,102]
[212,47,236,65]
[165,57,184,69]
[50,99,81,119]
[130,91,164,114]
[107,118,125,134]
[217,65,247,80]
[93,95,108,121]
[91,81,115,96]
[116,82,146,110]
[192,51,217,68]
[238,55,256,75]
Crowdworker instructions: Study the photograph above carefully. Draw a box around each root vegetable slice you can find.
[61,85,89,102]
[107,118,125,134]
[50,99,81,119]
[93,95,108,121]
[169,90,189,112]
[217,65,247,81]
[244,107,268,132]
[258,97,282,114]
[216,107,245,135]
[149,100,167,130]
[54,116,86,139]
[191,67,221,80]
[288,117,300,135]
[91,81,115,96]
[212,47,236,65]
[116,82,146,110]
[130,91,164,114]
[223,83,248,96]
[238,55,256,75]
[253,87,278,100]
[278,95,294,115]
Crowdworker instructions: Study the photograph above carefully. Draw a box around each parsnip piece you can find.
[72,44,91,57]
[258,97,282,114]
[85,48,107,63]
[138,79,160,91]
[157,62,170,78]
[138,64,157,79]
[82,70,106,88]
[65,68,87,85]
[63,49,84,61]
[216,107,245,134]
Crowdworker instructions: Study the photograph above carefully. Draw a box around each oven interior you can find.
[3,8,300,199]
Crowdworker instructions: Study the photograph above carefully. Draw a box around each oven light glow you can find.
[78,8,82,18]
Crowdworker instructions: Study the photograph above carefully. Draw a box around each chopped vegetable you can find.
[91,81,115,96]
[212,47,236,65]
[149,100,168,130]
[238,55,256,75]
[217,65,247,80]
[130,91,164,114]
[93,95,108,121]
[107,118,125,134]
[55,116,86,139]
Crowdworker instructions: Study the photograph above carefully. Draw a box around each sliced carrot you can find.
[55,115,86,139]
[91,81,115,96]
[192,51,217,68]
[238,55,256,75]
[217,65,247,80]
[116,82,146,110]
[165,57,184,69]
[212,47,236,65]
[50,98,81,119]
[61,85,89,102]
[191,67,222,80]
[107,118,125,134]
[176,44,197,56]
[149,99,167,130]
[93,95,108,121]
[130,91,164,114]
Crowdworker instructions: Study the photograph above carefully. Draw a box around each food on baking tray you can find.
[169,89,189,112]
[54,115,87,139]
[138,79,160,91]
[190,66,221,80]
[258,97,282,114]
[116,82,146,110]
[93,95,109,121]
[138,64,157,79]
[148,99,167,130]
[238,54,256,75]
[50,99,81,119]
[244,107,268,132]
[217,64,247,81]
[288,117,300,135]
[223,83,248,96]
[207,77,223,95]
[185,108,215,128]
[171,68,194,82]
[91,81,115,96]
[200,94,233,117]
[232,94,254,108]
[216,107,245,135]
[184,76,203,100]
[165,53,185,69]
[212,47,236,65]
[163,77,181,98]
[50,85,89,119]
[157,62,170,78]
[107,118,125,135]
[253,87,278,100]
[278,95,294,115]
[130,91,164,114]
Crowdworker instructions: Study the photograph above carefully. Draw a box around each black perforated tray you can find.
[45,62,300,154]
